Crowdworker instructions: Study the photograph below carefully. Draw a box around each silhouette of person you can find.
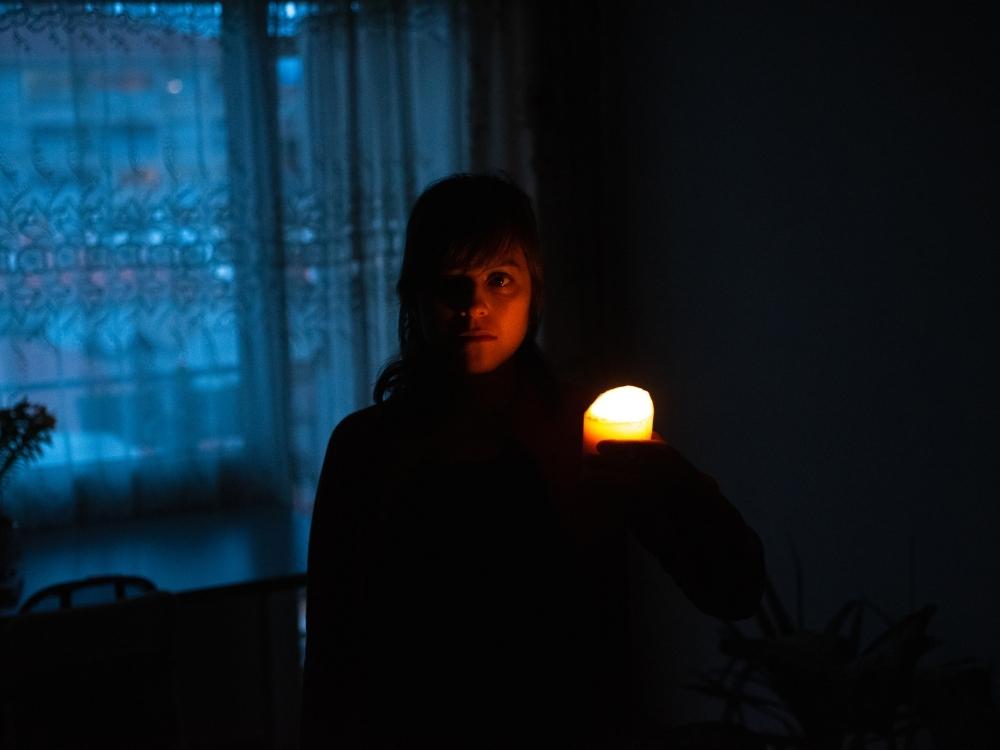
[300,172,765,749]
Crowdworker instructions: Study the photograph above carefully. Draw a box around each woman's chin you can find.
[461,360,501,375]
[451,346,503,375]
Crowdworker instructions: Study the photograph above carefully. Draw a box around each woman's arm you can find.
[595,442,765,620]
[300,410,376,748]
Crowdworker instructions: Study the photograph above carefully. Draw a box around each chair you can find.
[0,575,180,749]
[18,574,158,613]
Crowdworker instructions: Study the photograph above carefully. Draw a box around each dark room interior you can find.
[1,1,997,748]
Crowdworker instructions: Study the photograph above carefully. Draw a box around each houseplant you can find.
[0,397,56,607]
[686,560,999,749]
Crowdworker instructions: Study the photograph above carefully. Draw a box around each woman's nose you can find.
[466,285,489,317]
[438,275,489,317]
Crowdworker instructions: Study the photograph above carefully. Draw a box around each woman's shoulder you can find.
[517,346,594,415]
[557,378,597,413]
[326,398,422,451]
[324,402,389,455]
[543,371,600,420]
[316,402,407,490]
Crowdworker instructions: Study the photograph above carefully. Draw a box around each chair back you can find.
[19,574,157,613]
[0,575,179,749]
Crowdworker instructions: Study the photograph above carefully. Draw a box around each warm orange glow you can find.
[582,386,655,455]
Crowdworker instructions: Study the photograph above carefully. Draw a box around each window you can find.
[0,1,469,526]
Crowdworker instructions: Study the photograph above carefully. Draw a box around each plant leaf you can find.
[764,576,796,637]
[787,532,804,630]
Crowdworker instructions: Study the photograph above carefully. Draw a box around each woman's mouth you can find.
[458,331,497,342]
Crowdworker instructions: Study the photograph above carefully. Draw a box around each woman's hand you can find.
[591,435,723,507]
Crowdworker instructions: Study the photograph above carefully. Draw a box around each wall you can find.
[603,0,999,728]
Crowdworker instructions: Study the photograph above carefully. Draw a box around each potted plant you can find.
[0,397,56,607]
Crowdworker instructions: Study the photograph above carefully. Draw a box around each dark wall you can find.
[601,0,999,722]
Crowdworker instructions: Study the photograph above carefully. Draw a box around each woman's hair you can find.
[374,172,545,403]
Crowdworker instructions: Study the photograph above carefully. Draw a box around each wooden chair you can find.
[0,575,180,749]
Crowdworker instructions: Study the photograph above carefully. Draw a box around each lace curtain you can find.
[0,1,469,527]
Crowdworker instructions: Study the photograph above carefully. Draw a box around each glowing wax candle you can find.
[582,386,655,455]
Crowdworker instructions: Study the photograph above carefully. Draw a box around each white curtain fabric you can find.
[0,1,470,527]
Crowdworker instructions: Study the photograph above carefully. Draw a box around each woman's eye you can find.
[487,272,512,288]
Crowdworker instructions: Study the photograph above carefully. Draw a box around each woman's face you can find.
[420,247,533,375]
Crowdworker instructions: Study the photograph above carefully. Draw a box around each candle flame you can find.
[586,386,653,423]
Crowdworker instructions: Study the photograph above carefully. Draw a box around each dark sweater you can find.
[301,358,764,748]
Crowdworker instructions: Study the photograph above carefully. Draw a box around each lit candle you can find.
[582,385,655,455]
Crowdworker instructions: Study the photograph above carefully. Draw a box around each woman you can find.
[301,173,765,748]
